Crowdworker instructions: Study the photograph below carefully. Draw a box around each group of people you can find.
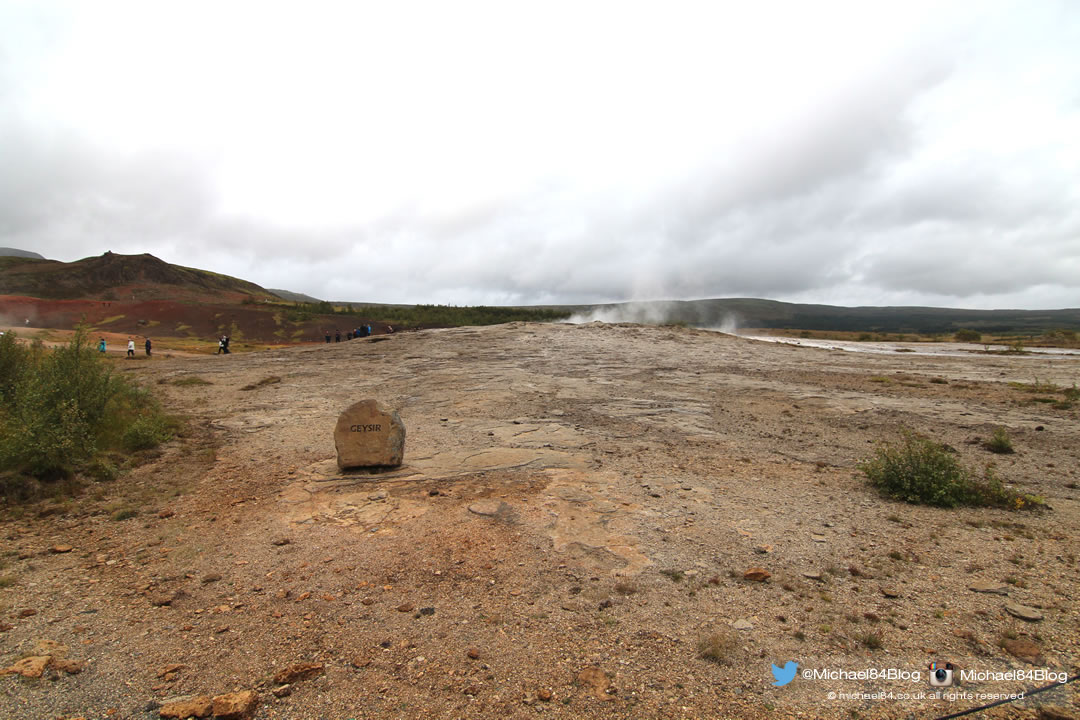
[325,325,380,343]
[97,336,151,357]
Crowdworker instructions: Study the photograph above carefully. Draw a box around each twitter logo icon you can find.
[771,661,798,687]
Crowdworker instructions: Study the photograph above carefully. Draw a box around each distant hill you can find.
[573,298,1080,335]
[269,288,322,303]
[0,251,269,301]
[0,248,45,259]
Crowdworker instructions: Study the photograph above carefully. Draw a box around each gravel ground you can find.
[2,322,1078,720]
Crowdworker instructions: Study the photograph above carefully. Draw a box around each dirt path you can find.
[2,322,1078,719]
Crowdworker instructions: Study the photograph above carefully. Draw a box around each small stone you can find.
[150,593,175,607]
[396,603,415,613]
[732,619,753,630]
[211,690,259,719]
[537,688,553,702]
[467,648,481,660]
[271,537,291,546]
[468,500,505,517]
[811,534,827,543]
[157,664,185,678]
[880,586,902,598]
[18,608,37,617]
[51,658,84,674]
[1037,706,1076,720]
[368,491,388,501]
[273,663,324,685]
[0,656,51,678]
[802,571,823,581]
[50,545,73,554]
[1005,602,1044,622]
[743,567,771,582]
[157,509,175,519]
[272,684,292,698]
[419,607,435,616]
[969,581,1009,595]
[1003,638,1043,664]
[201,573,222,584]
[158,696,214,719]
[464,684,481,696]
[576,666,613,701]
[754,544,774,554]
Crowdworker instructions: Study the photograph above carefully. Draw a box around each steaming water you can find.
[728,333,1080,358]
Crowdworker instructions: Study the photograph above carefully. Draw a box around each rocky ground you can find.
[1,322,1078,720]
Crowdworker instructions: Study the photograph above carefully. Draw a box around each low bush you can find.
[984,428,1015,454]
[954,329,982,342]
[859,430,1041,510]
[0,328,174,499]
[121,416,173,452]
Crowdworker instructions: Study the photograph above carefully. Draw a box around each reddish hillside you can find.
[0,295,394,344]
[0,252,391,343]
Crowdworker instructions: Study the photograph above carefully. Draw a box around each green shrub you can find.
[984,428,1014,454]
[0,327,174,494]
[121,416,173,451]
[954,329,982,342]
[84,457,119,482]
[859,431,1039,509]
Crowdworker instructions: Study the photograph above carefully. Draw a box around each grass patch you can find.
[858,631,884,650]
[1009,379,1060,393]
[869,376,893,384]
[697,629,739,664]
[241,375,282,391]
[659,569,684,583]
[859,430,1042,510]
[170,376,213,387]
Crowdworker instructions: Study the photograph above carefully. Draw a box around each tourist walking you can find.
[126,337,135,357]
[98,337,106,353]
[145,337,152,356]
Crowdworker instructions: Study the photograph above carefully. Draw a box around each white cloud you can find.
[1,0,1078,308]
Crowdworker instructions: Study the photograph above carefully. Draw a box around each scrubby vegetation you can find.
[284,301,571,328]
[984,427,1015,454]
[954,328,982,342]
[0,328,176,500]
[859,430,1041,510]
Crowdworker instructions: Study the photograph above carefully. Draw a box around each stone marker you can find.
[334,400,405,470]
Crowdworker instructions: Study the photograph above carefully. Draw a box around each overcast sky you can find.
[1,1,1078,308]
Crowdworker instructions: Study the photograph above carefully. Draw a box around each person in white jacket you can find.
[126,337,135,357]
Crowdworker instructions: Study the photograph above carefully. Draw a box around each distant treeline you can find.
[282,302,571,328]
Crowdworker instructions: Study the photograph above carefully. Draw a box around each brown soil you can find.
[2,322,1078,719]
[0,294,384,346]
